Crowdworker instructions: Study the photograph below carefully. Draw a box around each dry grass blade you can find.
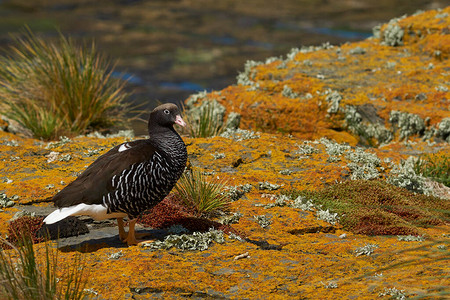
[0,28,130,140]
[0,234,87,300]
[174,169,229,216]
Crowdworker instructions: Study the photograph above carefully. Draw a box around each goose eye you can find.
[163,109,170,115]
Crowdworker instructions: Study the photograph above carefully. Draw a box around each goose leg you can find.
[123,218,139,246]
[117,218,128,241]
[121,218,153,246]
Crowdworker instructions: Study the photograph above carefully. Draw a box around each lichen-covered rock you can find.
[190,8,449,146]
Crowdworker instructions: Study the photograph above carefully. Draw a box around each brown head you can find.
[147,103,186,134]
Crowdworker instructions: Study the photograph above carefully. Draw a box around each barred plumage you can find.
[103,148,186,218]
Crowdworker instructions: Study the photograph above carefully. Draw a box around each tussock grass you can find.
[182,102,224,138]
[174,169,229,216]
[414,153,449,187]
[0,28,129,140]
[0,234,86,300]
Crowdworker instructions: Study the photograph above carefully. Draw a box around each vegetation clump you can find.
[0,234,86,299]
[292,180,449,235]
[183,97,226,138]
[5,216,44,246]
[0,29,129,140]
[413,153,449,187]
[174,169,230,216]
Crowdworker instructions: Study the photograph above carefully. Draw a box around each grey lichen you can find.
[344,106,393,145]
[220,128,260,141]
[296,141,320,156]
[45,136,72,149]
[10,210,36,221]
[281,85,299,99]
[435,85,448,92]
[285,48,300,62]
[345,148,381,180]
[59,154,72,162]
[436,117,450,142]
[355,243,379,256]
[389,111,425,140]
[186,90,209,106]
[381,17,405,46]
[212,152,225,159]
[258,181,282,191]
[437,244,447,250]
[1,139,19,147]
[85,148,102,157]
[107,250,124,260]
[236,60,262,91]
[261,194,290,208]
[86,130,134,139]
[224,112,241,130]
[0,193,18,208]
[320,138,351,163]
[322,281,338,289]
[254,215,272,228]
[397,235,425,242]
[186,99,227,132]
[349,47,366,55]
[324,90,342,114]
[388,156,431,195]
[378,287,406,300]
[279,169,293,175]
[364,123,394,145]
[143,229,225,251]
[299,42,334,54]
[220,212,243,225]
[226,184,253,201]
[291,196,316,211]
[316,209,339,225]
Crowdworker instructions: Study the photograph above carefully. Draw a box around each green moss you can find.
[288,180,449,235]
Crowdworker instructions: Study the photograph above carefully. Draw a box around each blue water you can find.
[111,71,145,85]
[160,81,210,92]
[308,27,372,40]
[275,21,372,40]
[111,24,371,93]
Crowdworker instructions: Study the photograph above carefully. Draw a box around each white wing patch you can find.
[118,143,132,152]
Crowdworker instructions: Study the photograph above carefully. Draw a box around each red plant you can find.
[138,194,244,237]
[4,216,44,248]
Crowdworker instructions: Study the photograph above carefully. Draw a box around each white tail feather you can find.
[43,203,127,224]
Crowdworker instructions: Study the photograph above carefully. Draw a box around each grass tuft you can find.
[413,152,449,187]
[0,234,86,300]
[174,169,229,216]
[182,101,224,138]
[0,28,130,140]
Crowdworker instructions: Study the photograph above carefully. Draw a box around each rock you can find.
[38,216,89,239]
